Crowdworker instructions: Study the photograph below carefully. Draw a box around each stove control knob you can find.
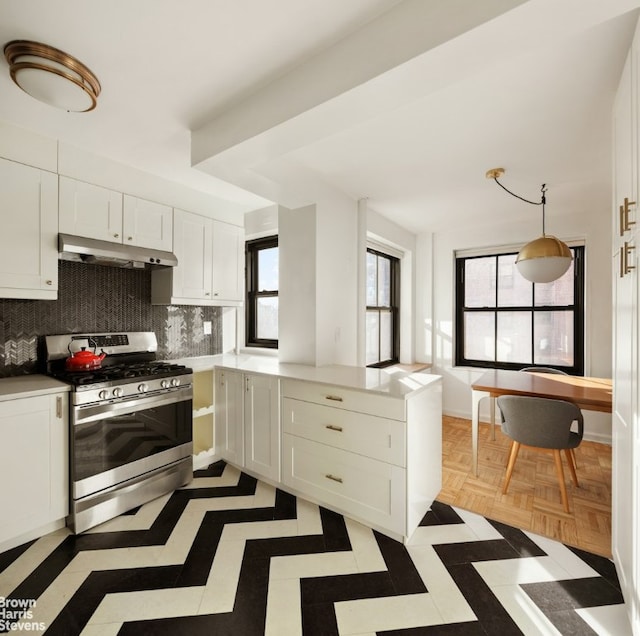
[138,383,148,393]
[113,387,124,398]
[171,378,180,387]
[160,379,170,389]
[98,390,108,400]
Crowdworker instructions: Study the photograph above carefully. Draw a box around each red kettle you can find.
[65,347,107,371]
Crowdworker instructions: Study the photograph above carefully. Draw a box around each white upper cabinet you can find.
[59,177,173,251]
[212,220,244,303]
[168,207,213,301]
[0,157,58,299]
[152,209,244,306]
[122,194,173,251]
[59,176,123,243]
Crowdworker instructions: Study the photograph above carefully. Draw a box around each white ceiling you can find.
[1,0,639,233]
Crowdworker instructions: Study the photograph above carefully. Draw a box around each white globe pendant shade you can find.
[4,40,100,112]
[515,235,572,283]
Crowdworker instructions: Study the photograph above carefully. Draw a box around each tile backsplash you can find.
[0,261,222,376]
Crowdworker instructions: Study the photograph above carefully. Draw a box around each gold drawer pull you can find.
[325,424,343,432]
[325,474,343,484]
[621,241,636,278]
[325,395,343,402]
[620,197,636,236]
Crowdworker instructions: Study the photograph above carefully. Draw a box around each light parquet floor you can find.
[439,415,613,558]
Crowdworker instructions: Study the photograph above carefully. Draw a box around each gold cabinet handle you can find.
[45,280,52,285]
[325,424,343,432]
[325,474,343,484]
[114,233,119,238]
[621,241,636,277]
[620,197,636,236]
[325,395,343,402]
[56,396,63,419]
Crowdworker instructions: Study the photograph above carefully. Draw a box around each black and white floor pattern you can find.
[0,461,631,635]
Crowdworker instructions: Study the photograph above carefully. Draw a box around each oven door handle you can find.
[74,387,192,425]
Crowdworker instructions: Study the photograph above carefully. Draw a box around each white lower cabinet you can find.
[214,369,280,481]
[244,373,280,482]
[283,434,406,535]
[214,368,245,467]
[213,368,441,542]
[0,392,69,552]
[281,378,441,542]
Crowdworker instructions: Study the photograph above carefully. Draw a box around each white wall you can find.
[423,196,613,443]
[279,204,317,364]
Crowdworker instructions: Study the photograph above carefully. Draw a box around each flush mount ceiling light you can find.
[486,167,572,284]
[4,40,100,112]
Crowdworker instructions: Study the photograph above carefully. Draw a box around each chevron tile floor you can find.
[0,461,631,636]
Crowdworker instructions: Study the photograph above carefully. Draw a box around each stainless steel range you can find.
[44,332,193,533]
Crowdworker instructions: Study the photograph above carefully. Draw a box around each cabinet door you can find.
[0,393,68,550]
[123,195,173,251]
[171,209,213,300]
[214,369,244,466]
[212,220,244,303]
[59,176,123,243]
[612,43,640,633]
[244,374,280,481]
[0,158,58,299]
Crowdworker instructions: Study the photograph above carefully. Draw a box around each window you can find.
[455,246,584,374]
[366,248,400,367]
[246,236,278,348]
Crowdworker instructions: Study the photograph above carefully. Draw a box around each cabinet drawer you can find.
[282,397,405,466]
[283,434,406,535]
[281,379,405,421]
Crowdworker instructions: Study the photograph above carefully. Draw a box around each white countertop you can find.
[0,374,70,401]
[169,353,441,399]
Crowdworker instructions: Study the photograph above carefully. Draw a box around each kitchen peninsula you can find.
[177,354,442,544]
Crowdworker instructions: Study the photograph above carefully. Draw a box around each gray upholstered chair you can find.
[497,395,583,512]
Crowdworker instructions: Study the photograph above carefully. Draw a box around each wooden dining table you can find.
[470,369,613,475]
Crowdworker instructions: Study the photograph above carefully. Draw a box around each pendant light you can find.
[3,40,100,112]
[486,168,572,283]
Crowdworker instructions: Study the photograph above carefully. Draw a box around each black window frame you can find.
[366,247,400,368]
[245,235,278,349]
[454,245,585,375]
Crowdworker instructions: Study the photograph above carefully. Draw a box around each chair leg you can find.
[503,441,520,494]
[553,449,570,513]
[564,449,579,487]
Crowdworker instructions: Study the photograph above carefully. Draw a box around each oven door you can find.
[71,386,193,500]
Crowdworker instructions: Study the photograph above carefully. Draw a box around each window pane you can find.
[377,256,391,307]
[257,297,278,339]
[535,257,574,306]
[366,252,377,306]
[380,311,392,361]
[366,311,379,365]
[498,254,532,307]
[465,257,496,308]
[534,311,573,365]
[258,247,279,291]
[464,312,495,361]
[497,312,532,363]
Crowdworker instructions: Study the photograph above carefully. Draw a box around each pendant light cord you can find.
[492,177,548,236]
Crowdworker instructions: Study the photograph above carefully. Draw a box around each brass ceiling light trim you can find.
[486,167,572,283]
[4,40,100,112]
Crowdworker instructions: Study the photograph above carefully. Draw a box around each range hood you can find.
[58,234,178,269]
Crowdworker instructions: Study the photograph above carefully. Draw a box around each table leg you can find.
[471,389,490,476]
[490,397,496,441]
